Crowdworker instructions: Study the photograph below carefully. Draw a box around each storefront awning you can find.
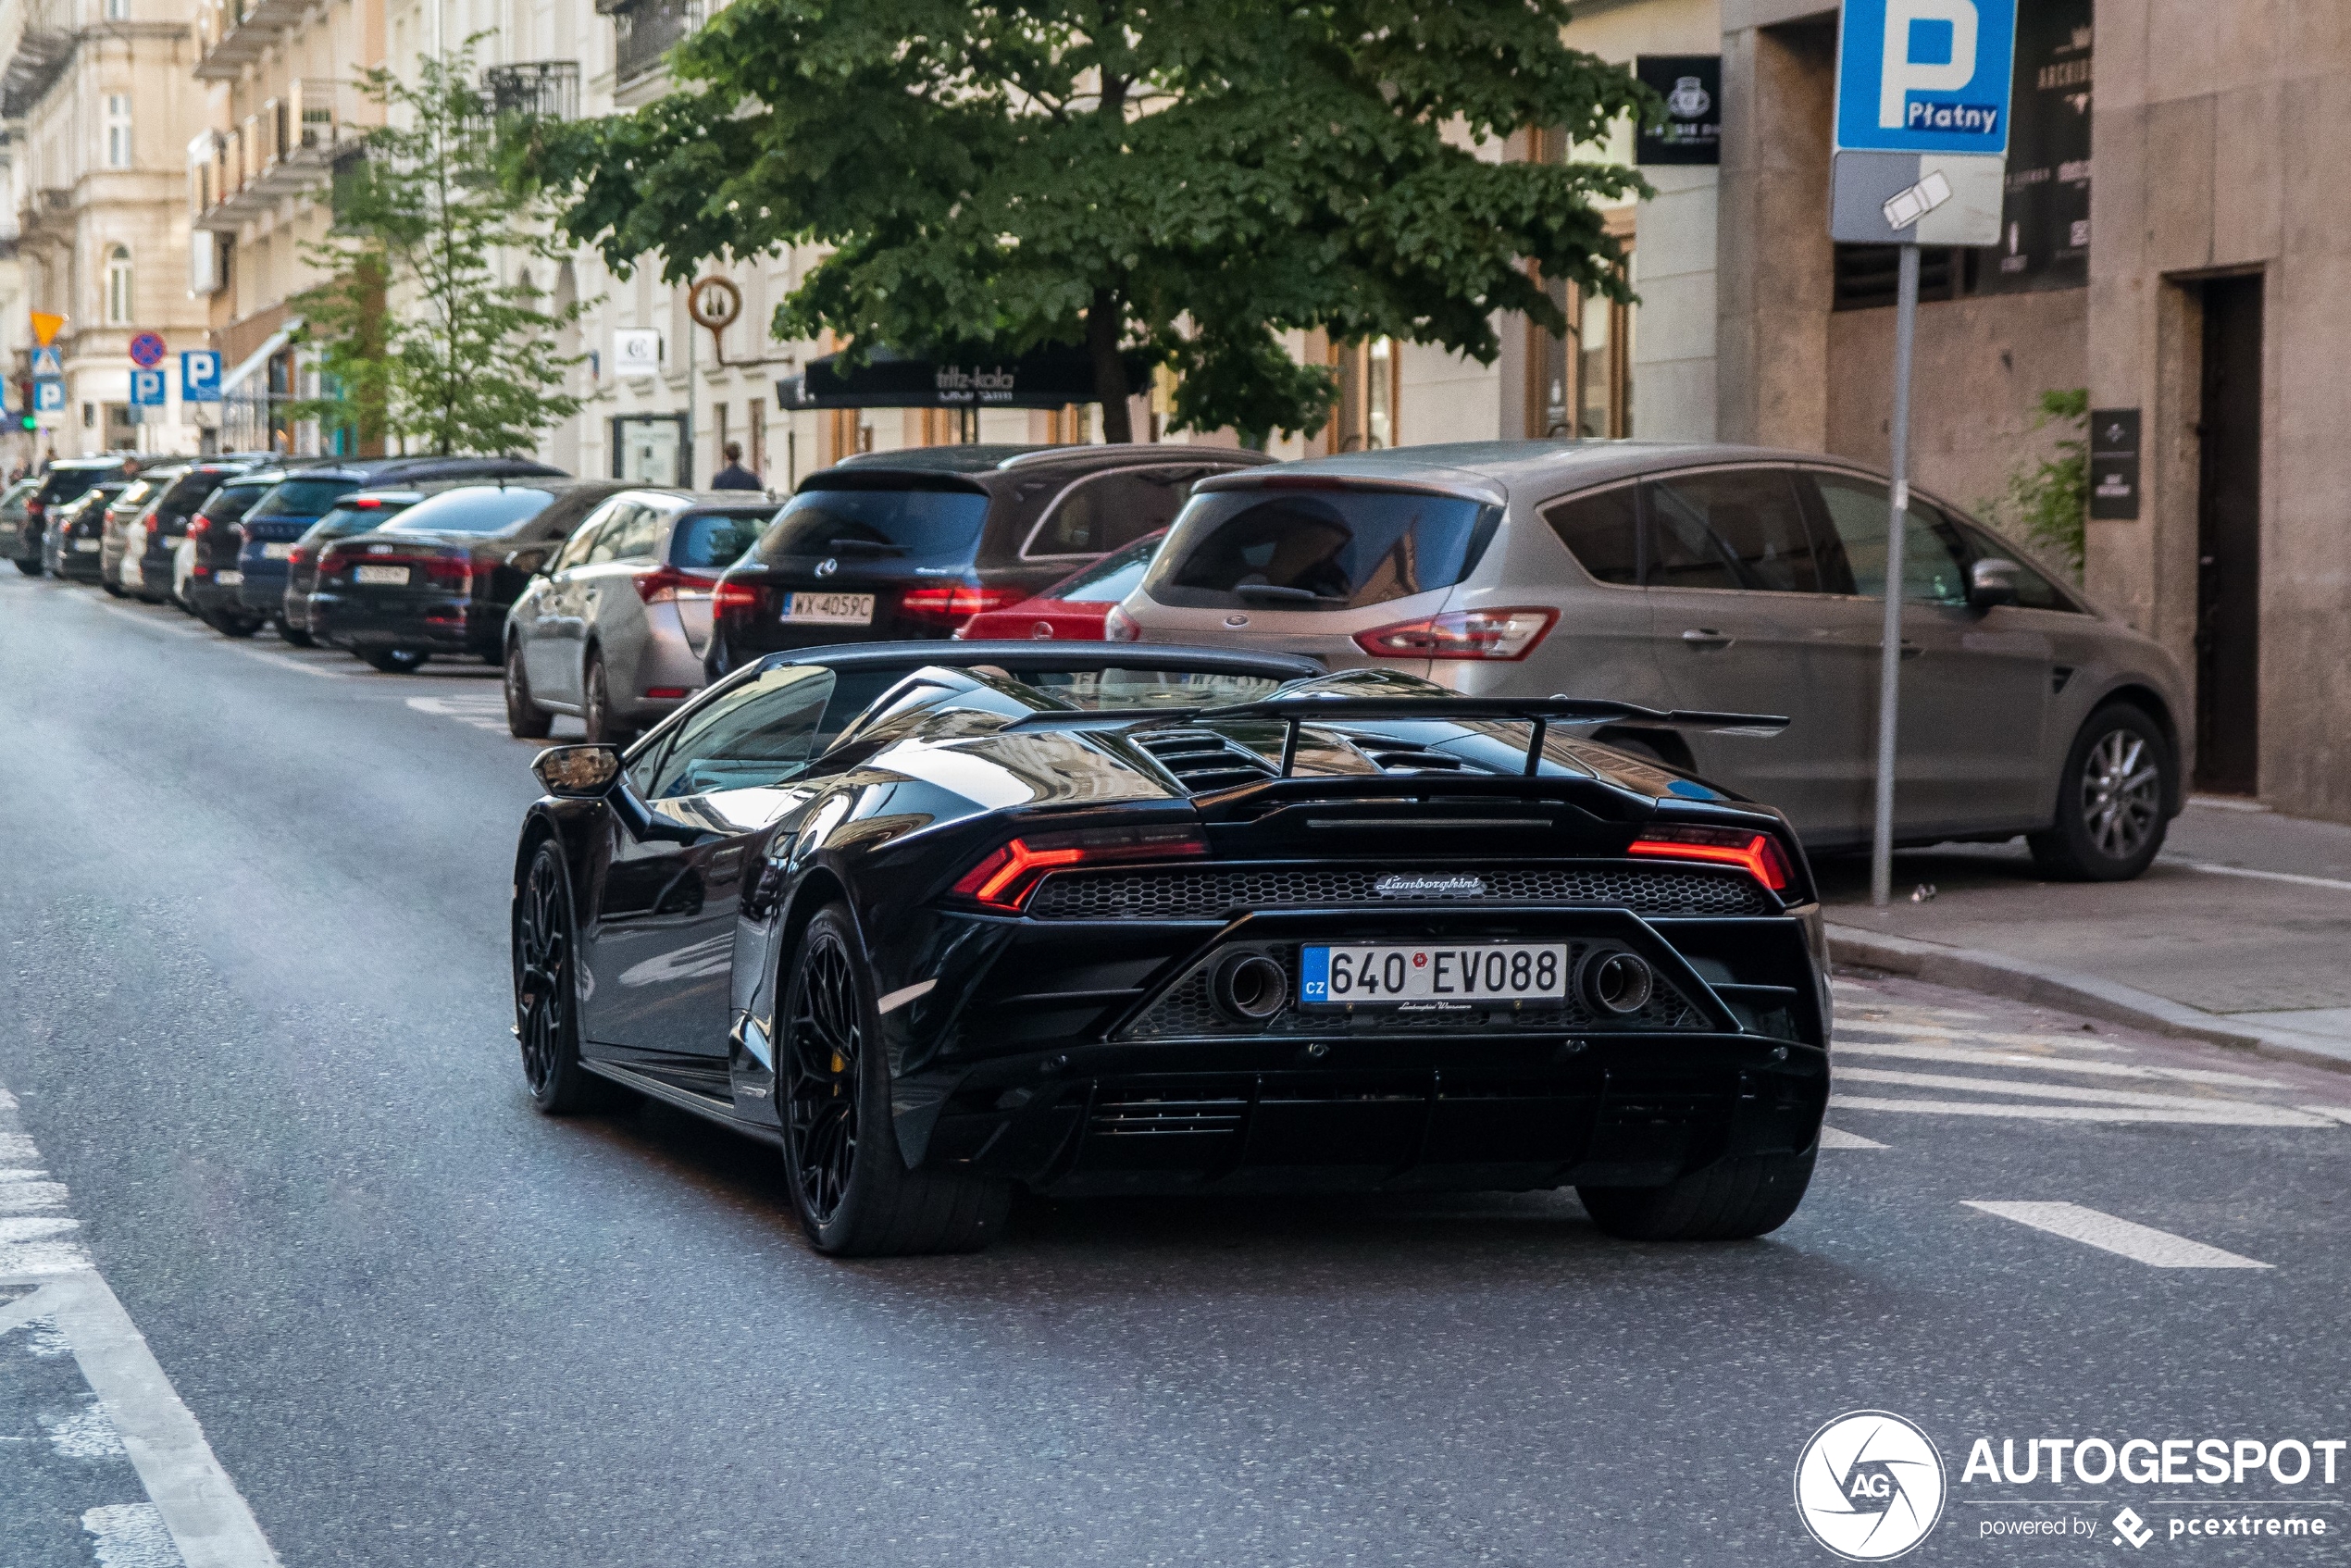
[776,344,1145,411]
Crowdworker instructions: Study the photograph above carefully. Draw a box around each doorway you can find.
[2193,275,2262,795]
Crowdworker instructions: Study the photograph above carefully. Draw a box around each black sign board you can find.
[1975,0,2091,296]
[777,344,1144,410]
[2089,407,2141,520]
[1635,56,1720,166]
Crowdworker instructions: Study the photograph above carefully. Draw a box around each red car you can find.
[955,530,1164,641]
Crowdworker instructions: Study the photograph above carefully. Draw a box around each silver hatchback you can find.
[504,490,777,742]
[1115,442,2190,879]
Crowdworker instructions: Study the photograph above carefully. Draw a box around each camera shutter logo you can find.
[1794,1411,1947,1561]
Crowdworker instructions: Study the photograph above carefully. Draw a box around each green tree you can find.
[296,45,589,455]
[1984,388,2089,579]
[519,0,1653,443]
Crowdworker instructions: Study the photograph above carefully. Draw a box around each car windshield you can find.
[380,487,557,535]
[199,482,273,524]
[1044,532,1163,604]
[672,509,774,568]
[753,484,991,567]
[247,477,363,519]
[1147,488,1495,612]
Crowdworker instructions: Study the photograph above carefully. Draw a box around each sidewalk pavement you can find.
[1811,799,2351,1073]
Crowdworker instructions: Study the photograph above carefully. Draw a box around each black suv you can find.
[702,443,1273,675]
[2,455,171,575]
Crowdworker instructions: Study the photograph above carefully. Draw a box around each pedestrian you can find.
[709,442,763,492]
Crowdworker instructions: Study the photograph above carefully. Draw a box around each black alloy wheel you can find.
[2027,703,2171,881]
[780,904,1010,1257]
[504,642,554,739]
[582,653,631,746]
[513,840,626,1114]
[361,647,427,674]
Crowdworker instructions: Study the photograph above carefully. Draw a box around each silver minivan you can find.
[504,489,777,743]
[1114,442,2189,879]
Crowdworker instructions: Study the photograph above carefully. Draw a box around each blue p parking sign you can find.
[130,369,167,408]
[1835,0,2017,156]
[180,350,222,404]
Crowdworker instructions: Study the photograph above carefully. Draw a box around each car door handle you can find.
[1680,628,1734,646]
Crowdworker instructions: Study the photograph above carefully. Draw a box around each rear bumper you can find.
[235,563,292,613]
[311,591,500,655]
[54,541,106,580]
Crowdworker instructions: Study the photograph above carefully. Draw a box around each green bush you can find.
[1984,388,2088,580]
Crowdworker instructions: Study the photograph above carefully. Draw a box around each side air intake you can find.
[1132,728,1278,793]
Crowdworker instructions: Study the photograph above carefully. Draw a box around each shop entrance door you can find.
[2195,275,2263,795]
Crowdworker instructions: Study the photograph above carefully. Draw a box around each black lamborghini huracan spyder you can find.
[510,641,1831,1256]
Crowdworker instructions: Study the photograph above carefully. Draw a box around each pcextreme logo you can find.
[1796,1410,1949,1561]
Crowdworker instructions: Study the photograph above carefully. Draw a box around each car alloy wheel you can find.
[785,926,863,1228]
[2077,727,2160,861]
[505,644,554,739]
[512,841,624,1114]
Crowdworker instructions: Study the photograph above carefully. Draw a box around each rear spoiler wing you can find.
[1003,695,1788,778]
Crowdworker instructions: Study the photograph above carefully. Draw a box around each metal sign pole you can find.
[1870,242,1921,908]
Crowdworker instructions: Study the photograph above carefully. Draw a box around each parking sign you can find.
[1829,0,2015,245]
[181,350,222,404]
[33,377,65,414]
[131,368,168,408]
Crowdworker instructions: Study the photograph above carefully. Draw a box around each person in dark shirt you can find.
[710,442,763,492]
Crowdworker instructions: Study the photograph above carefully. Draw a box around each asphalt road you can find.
[5,571,2350,1567]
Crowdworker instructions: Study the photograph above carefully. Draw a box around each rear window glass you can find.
[41,471,106,506]
[1147,490,1494,612]
[199,482,273,524]
[248,478,362,518]
[157,469,231,516]
[754,486,991,567]
[1543,486,1640,585]
[308,501,415,540]
[380,488,557,535]
[1044,532,1163,604]
[672,510,772,568]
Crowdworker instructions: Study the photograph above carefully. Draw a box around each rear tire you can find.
[781,904,1012,1257]
[361,647,427,674]
[1578,1149,1816,1241]
[102,577,125,597]
[205,610,262,638]
[504,643,554,739]
[581,653,632,746]
[2027,703,2172,881]
[279,622,316,649]
[12,557,40,577]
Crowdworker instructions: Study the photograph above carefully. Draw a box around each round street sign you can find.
[129,331,167,367]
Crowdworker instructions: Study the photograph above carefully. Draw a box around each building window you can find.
[105,0,127,18]
[1523,127,1635,440]
[105,95,132,168]
[106,245,134,325]
[1327,337,1399,452]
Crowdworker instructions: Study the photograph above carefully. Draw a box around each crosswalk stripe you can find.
[1835,1064,2301,1113]
[1836,1039,2286,1089]
[1962,1201,2271,1268]
[1840,1018,2129,1052]
[1818,1126,1887,1150]
[1830,1093,2332,1127]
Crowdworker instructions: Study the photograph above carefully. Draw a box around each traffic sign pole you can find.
[1870,243,1921,909]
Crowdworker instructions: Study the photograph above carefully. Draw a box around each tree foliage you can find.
[1984,388,2088,579]
[296,45,589,455]
[519,0,1653,442]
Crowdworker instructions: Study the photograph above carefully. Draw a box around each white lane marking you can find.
[404,693,507,731]
[0,1083,282,1568]
[1835,1040,2290,1089]
[91,601,206,640]
[1830,1094,2332,1127]
[1838,1018,2129,1052]
[1818,1126,1887,1150]
[0,1175,71,1210]
[44,1392,130,1458]
[1963,1201,2272,1269]
[83,1502,188,1568]
[2299,1105,2351,1126]
[2169,858,2351,895]
[227,646,346,679]
[877,978,937,1015]
[1835,1064,2303,1114]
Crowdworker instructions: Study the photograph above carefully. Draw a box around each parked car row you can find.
[11,436,2188,878]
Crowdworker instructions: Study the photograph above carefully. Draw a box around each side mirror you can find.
[1967,557,2021,610]
[506,547,552,576]
[532,744,622,798]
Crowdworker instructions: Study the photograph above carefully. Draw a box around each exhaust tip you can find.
[1213,952,1289,1022]
[1581,949,1655,1016]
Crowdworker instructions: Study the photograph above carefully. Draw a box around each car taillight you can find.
[26,499,43,519]
[633,564,711,604]
[1101,603,1140,642]
[713,579,765,616]
[952,824,1208,912]
[288,544,313,566]
[143,515,161,537]
[1353,607,1558,661]
[422,554,472,591]
[1626,826,1792,891]
[897,584,1026,628]
[187,516,209,540]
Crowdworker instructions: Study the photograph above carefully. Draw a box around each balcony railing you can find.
[603,0,700,86]
[194,0,315,82]
[190,81,361,230]
[483,60,579,122]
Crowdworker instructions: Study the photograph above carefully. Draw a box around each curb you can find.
[1824,923,2351,1076]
